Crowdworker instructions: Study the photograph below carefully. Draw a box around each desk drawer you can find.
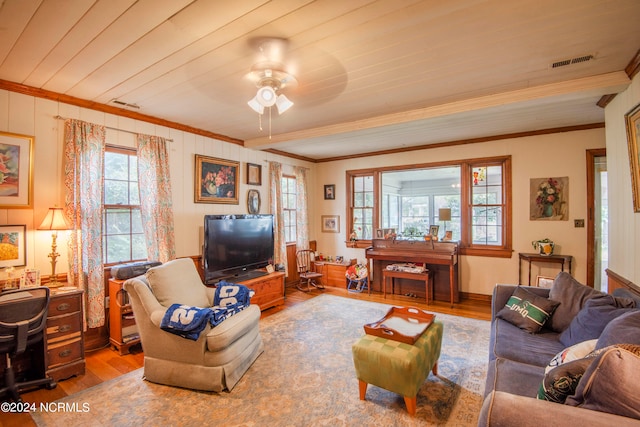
[47,312,82,341]
[47,337,83,367]
[48,294,82,316]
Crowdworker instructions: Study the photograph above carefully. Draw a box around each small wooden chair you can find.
[296,249,324,292]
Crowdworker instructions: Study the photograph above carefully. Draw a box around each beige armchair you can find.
[123,258,263,392]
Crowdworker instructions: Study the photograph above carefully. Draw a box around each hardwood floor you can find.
[3,286,490,427]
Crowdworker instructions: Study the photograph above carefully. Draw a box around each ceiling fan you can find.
[246,38,297,134]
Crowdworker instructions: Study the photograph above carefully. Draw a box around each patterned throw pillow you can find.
[496,286,560,333]
[545,339,598,374]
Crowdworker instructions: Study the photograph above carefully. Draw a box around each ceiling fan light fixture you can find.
[247,97,264,114]
[256,85,277,107]
[275,94,293,114]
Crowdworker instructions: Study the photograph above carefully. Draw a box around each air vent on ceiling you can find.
[551,54,595,69]
[109,99,140,109]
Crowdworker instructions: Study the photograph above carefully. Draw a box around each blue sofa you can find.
[478,273,640,426]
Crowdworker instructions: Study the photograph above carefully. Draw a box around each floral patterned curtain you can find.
[269,161,287,272]
[294,166,310,250]
[63,119,105,328]
[136,134,176,263]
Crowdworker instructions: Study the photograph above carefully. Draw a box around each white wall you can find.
[314,128,605,296]
[0,90,314,280]
[605,73,640,284]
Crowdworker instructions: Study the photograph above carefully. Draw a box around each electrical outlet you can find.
[574,219,585,228]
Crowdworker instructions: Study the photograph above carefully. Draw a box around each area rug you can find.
[33,295,490,426]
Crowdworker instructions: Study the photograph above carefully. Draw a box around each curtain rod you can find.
[54,115,174,142]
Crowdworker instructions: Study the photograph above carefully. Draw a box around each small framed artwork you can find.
[536,275,555,288]
[246,163,262,186]
[335,255,344,263]
[324,184,335,200]
[321,215,340,233]
[195,155,239,204]
[375,229,384,239]
[20,269,41,289]
[443,230,453,241]
[247,189,260,214]
[0,132,34,208]
[625,102,640,212]
[429,225,440,238]
[0,224,26,268]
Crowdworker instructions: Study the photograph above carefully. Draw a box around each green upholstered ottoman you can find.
[351,320,443,415]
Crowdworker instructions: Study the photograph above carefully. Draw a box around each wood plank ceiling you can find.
[0,0,639,161]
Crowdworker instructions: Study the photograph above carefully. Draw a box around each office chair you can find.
[296,249,324,292]
[0,287,56,402]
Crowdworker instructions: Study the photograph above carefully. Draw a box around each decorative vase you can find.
[532,238,555,255]
[543,204,554,217]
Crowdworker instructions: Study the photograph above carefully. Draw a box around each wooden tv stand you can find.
[237,271,285,311]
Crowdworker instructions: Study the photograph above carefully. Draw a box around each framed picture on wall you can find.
[0,224,26,268]
[625,102,640,212]
[324,184,335,200]
[0,132,34,208]
[246,163,262,186]
[194,155,239,204]
[321,215,340,233]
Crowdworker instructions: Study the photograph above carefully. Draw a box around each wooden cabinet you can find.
[47,289,85,381]
[238,271,285,311]
[313,260,356,288]
[108,278,140,355]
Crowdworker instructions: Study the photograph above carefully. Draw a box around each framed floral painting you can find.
[530,177,569,220]
[0,224,26,268]
[194,155,239,204]
[0,132,34,208]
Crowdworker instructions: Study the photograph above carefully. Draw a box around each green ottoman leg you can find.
[352,320,443,415]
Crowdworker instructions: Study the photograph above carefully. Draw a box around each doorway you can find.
[586,149,608,291]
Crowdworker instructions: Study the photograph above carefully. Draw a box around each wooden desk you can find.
[366,239,459,307]
[312,259,356,288]
[382,269,431,304]
[518,253,572,286]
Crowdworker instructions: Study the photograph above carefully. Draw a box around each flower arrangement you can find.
[536,178,562,217]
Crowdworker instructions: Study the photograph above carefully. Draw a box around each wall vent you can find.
[109,99,141,109]
[551,54,595,69]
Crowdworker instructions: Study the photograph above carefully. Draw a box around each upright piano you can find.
[365,239,459,306]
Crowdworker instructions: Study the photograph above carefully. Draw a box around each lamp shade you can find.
[255,86,277,107]
[38,207,70,231]
[275,94,293,114]
[439,208,452,222]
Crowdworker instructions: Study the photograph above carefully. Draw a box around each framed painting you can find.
[0,224,26,268]
[0,132,34,208]
[324,184,335,200]
[321,215,340,233]
[194,155,239,204]
[536,275,555,288]
[530,177,569,220]
[625,102,640,212]
[246,163,262,186]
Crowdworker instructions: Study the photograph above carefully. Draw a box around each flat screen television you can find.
[203,214,274,284]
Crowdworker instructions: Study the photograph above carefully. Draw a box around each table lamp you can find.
[439,208,452,239]
[38,207,71,286]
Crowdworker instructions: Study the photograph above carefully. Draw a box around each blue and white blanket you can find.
[160,282,254,340]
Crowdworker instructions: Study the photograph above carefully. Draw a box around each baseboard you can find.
[460,291,492,303]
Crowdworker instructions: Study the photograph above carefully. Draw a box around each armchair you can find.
[123,258,263,392]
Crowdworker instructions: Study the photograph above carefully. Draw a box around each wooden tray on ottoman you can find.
[364,306,435,344]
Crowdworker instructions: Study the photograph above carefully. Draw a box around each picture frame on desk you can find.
[536,275,554,288]
[20,268,40,288]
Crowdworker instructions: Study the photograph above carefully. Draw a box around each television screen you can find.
[203,214,274,283]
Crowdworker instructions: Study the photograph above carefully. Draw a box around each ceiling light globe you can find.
[256,86,277,107]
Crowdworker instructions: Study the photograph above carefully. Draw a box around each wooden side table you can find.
[518,253,572,286]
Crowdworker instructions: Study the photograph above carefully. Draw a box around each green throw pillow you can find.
[496,286,560,333]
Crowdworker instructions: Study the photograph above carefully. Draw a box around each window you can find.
[346,156,511,257]
[282,175,297,243]
[103,147,147,264]
[349,174,374,239]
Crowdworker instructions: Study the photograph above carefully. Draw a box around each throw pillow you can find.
[146,258,210,308]
[596,310,640,349]
[545,339,598,374]
[496,286,560,333]
[565,345,640,420]
[537,357,595,403]
[559,295,636,347]
[548,272,605,332]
